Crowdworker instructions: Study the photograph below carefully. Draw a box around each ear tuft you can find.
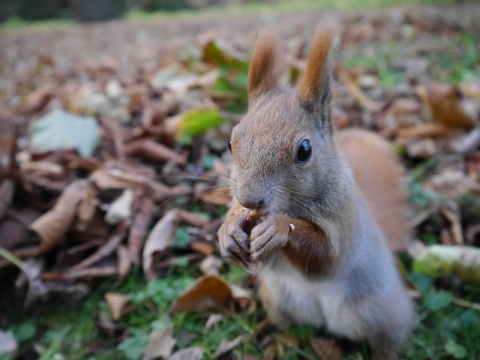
[297,22,335,111]
[248,31,283,101]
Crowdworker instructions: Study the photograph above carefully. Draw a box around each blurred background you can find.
[1,0,479,359]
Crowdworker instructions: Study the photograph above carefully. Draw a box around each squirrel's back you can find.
[335,129,410,251]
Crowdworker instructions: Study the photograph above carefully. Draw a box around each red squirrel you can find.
[217,23,413,356]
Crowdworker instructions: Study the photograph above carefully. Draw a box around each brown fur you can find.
[248,31,284,101]
[217,24,412,355]
[298,22,335,111]
[336,129,410,251]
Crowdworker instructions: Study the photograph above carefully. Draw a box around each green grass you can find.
[126,0,460,22]
[3,262,480,359]
[1,0,462,32]
[343,32,480,85]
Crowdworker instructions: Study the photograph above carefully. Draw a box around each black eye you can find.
[228,140,232,152]
[296,140,312,162]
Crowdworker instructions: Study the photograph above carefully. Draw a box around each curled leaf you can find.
[143,209,180,280]
[105,293,130,321]
[427,83,476,130]
[143,325,176,360]
[170,275,232,314]
[30,180,89,253]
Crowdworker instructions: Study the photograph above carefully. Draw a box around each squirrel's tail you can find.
[336,129,410,252]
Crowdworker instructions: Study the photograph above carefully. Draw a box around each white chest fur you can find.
[259,254,363,340]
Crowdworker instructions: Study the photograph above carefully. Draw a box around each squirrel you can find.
[217,23,413,357]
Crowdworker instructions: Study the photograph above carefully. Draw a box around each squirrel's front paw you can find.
[250,216,290,262]
[218,214,251,268]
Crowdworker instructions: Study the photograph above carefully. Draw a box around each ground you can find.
[0,1,480,359]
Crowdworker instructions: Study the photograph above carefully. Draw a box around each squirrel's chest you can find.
[259,254,357,332]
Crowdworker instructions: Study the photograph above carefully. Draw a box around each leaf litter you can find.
[0,2,480,359]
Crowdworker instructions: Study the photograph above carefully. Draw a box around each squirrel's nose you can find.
[238,197,265,211]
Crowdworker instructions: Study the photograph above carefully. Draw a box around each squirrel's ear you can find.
[297,22,335,123]
[248,31,283,102]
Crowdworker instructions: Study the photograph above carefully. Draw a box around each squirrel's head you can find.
[230,23,351,217]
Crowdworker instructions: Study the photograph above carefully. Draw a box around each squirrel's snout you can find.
[237,196,266,212]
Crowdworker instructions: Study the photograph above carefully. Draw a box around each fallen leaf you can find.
[143,325,176,360]
[117,244,131,282]
[427,83,476,130]
[309,338,342,360]
[213,335,247,358]
[128,189,155,265]
[205,313,224,330]
[0,329,18,357]
[29,109,101,157]
[200,255,223,276]
[105,189,134,225]
[143,209,180,280]
[77,185,98,231]
[338,69,382,111]
[168,347,203,360]
[231,284,255,314]
[72,222,128,270]
[440,207,464,245]
[29,180,89,254]
[177,210,209,228]
[396,123,455,138]
[170,275,233,314]
[125,139,186,164]
[105,293,130,321]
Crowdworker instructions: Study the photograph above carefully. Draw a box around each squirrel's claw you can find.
[250,216,289,262]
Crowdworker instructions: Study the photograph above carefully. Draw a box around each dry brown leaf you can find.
[20,161,65,177]
[459,82,480,100]
[77,184,98,231]
[0,179,15,219]
[17,85,54,114]
[168,347,203,360]
[170,275,233,314]
[177,209,209,228]
[128,189,154,265]
[396,123,455,138]
[338,69,382,111]
[30,179,89,253]
[213,335,247,358]
[191,241,215,256]
[125,139,185,164]
[90,167,146,190]
[143,325,176,360]
[117,244,131,282]
[440,207,464,245]
[41,265,118,280]
[143,209,180,280]
[309,338,342,360]
[72,222,128,270]
[231,284,255,314]
[200,255,223,276]
[205,313,224,330]
[427,83,476,129]
[105,293,130,321]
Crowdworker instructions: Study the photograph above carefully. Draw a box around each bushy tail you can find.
[336,129,410,251]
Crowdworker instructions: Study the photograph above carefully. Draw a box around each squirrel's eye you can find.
[296,140,312,162]
[228,140,232,152]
